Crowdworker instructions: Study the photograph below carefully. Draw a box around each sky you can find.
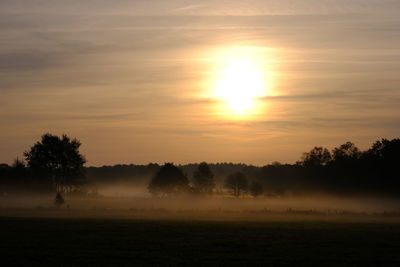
[1,0,400,166]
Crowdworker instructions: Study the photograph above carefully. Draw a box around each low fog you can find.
[2,138,400,221]
[2,184,400,222]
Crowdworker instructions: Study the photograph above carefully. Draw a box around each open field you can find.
[1,195,400,266]
[1,207,400,266]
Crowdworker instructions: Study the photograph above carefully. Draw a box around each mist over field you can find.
[2,189,400,221]
[2,137,400,222]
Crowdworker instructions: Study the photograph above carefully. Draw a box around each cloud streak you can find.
[0,0,399,165]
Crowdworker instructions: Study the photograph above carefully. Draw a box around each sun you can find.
[204,46,271,119]
[215,57,265,115]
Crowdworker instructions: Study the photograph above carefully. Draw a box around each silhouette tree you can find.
[250,180,263,197]
[148,163,189,196]
[24,133,86,194]
[332,142,361,163]
[193,162,215,193]
[299,147,331,167]
[224,172,248,197]
[367,138,400,163]
[364,138,400,193]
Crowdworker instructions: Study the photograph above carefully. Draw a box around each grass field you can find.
[1,213,400,266]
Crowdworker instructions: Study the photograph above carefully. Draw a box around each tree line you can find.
[1,133,399,197]
[147,162,263,197]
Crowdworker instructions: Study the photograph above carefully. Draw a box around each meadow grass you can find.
[1,213,400,266]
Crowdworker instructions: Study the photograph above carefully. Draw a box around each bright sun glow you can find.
[203,46,273,119]
[215,57,265,115]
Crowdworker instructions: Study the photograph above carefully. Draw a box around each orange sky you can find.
[1,0,400,166]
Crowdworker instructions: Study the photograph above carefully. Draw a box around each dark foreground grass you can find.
[1,216,400,266]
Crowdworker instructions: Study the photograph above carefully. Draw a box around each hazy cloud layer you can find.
[0,0,399,165]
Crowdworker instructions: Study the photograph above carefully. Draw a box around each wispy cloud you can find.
[0,0,399,165]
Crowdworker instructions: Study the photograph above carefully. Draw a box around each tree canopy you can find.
[193,162,215,193]
[148,163,189,196]
[24,133,86,193]
[332,141,361,163]
[299,147,331,167]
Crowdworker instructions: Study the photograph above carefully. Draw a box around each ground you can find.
[1,211,400,266]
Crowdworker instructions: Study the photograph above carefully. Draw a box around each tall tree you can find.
[367,138,400,163]
[224,172,248,197]
[24,133,86,193]
[193,162,215,193]
[365,138,400,192]
[299,147,331,167]
[148,163,189,196]
[332,142,361,162]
